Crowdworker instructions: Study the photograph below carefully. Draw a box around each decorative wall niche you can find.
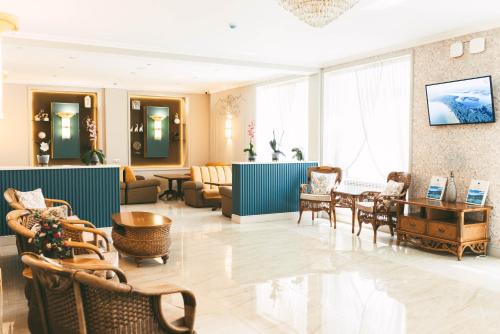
[129,95,185,167]
[31,90,98,166]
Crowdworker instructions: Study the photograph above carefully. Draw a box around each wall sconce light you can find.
[224,114,232,139]
[57,111,75,140]
[150,114,166,140]
[174,113,181,125]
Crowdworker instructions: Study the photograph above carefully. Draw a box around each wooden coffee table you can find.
[111,212,172,266]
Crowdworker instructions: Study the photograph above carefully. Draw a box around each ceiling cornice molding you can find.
[4,34,319,74]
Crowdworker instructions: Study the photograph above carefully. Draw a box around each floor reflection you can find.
[256,272,406,334]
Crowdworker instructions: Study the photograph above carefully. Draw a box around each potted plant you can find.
[29,218,72,259]
[291,147,304,161]
[243,121,257,162]
[81,147,105,165]
[81,117,105,165]
[269,130,285,162]
[36,141,50,166]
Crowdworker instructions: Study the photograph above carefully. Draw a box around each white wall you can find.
[0,84,29,165]
[0,84,211,173]
[209,75,321,163]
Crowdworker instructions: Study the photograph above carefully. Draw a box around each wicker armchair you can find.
[4,188,73,215]
[6,210,112,259]
[22,253,197,334]
[356,172,412,243]
[298,166,342,227]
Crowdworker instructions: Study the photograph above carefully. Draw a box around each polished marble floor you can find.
[3,201,500,333]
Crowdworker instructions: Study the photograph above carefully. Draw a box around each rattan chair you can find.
[22,253,197,334]
[356,172,412,243]
[6,210,112,258]
[4,188,73,215]
[298,166,342,227]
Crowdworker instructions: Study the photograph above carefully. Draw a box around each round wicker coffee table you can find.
[111,212,172,266]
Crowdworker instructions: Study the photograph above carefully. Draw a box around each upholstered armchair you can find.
[4,188,73,215]
[22,253,197,334]
[356,172,412,243]
[183,165,232,208]
[298,166,342,227]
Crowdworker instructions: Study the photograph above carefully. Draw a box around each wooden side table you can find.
[155,174,191,200]
[112,212,172,266]
[395,198,491,260]
[333,184,380,234]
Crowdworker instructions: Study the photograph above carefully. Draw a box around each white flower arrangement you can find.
[40,142,49,153]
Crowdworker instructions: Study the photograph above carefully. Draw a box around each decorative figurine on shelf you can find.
[243,121,257,162]
[139,123,143,132]
[132,100,141,110]
[29,217,72,259]
[269,130,285,162]
[84,95,92,108]
[37,141,50,166]
[34,109,48,122]
[291,147,304,161]
[445,171,457,203]
[134,124,139,132]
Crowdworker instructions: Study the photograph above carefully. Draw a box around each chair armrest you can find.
[182,181,203,191]
[299,184,310,193]
[127,179,161,189]
[65,240,105,260]
[62,219,97,229]
[60,220,112,252]
[135,284,196,334]
[45,198,73,215]
[136,175,146,181]
[7,218,35,239]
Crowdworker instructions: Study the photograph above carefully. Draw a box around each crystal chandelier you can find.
[278,0,360,28]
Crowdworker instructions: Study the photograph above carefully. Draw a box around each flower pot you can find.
[248,155,256,162]
[90,152,100,165]
[37,155,50,167]
[272,152,280,162]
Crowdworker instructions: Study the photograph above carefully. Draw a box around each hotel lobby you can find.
[1,1,500,333]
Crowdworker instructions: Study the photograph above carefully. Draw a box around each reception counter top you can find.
[232,161,318,223]
[0,166,120,235]
[0,165,120,170]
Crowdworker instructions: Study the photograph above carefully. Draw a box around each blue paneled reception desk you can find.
[0,165,120,235]
[232,161,318,223]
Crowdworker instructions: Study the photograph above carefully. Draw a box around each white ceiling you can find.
[1,0,500,93]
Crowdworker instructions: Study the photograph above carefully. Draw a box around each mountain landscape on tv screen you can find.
[427,77,494,125]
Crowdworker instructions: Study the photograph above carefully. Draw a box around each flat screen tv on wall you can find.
[426,75,495,126]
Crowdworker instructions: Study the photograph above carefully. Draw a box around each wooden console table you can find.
[395,198,491,260]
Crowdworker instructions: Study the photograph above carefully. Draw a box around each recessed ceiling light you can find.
[146,63,152,66]
[113,82,118,86]
[228,23,237,29]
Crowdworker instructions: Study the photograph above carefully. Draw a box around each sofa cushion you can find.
[310,172,337,195]
[124,166,137,183]
[15,188,46,209]
[380,180,404,196]
[191,165,232,191]
[300,193,331,202]
[203,189,222,200]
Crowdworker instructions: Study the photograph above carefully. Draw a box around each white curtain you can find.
[256,79,309,160]
[323,55,411,184]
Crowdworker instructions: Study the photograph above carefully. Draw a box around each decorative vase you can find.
[37,154,50,167]
[272,152,279,162]
[248,154,256,162]
[446,171,457,203]
[90,152,100,165]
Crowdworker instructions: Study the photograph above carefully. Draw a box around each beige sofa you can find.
[183,166,232,208]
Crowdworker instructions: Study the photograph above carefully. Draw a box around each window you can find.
[256,79,309,160]
[322,55,411,185]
